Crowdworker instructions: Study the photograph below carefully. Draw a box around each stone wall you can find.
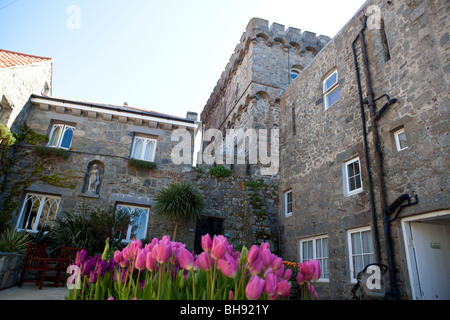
[0,61,53,131]
[279,0,449,299]
[0,252,25,290]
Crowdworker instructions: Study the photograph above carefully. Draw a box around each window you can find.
[48,124,75,149]
[348,227,375,282]
[290,69,300,83]
[16,193,60,233]
[131,136,157,162]
[299,235,329,281]
[394,127,408,151]
[323,70,340,109]
[284,190,292,217]
[116,205,150,242]
[344,157,363,196]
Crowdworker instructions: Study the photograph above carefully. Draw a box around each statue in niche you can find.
[87,164,101,193]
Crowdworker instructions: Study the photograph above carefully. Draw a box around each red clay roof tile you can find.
[0,49,52,68]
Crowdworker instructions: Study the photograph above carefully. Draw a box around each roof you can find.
[30,94,196,125]
[0,49,53,68]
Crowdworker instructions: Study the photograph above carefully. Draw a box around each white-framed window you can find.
[131,136,157,162]
[347,226,375,282]
[284,190,292,217]
[323,70,340,110]
[299,235,329,281]
[48,124,75,149]
[116,204,150,242]
[343,157,363,196]
[16,193,61,233]
[394,127,408,151]
[290,68,301,83]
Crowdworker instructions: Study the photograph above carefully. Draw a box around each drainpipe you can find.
[352,16,382,265]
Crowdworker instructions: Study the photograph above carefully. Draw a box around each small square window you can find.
[284,190,292,217]
[323,70,341,110]
[48,124,75,149]
[131,136,157,162]
[344,157,363,196]
[394,128,408,151]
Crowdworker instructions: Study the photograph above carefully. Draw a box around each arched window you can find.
[290,68,301,83]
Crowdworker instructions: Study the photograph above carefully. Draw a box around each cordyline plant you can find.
[66,234,320,300]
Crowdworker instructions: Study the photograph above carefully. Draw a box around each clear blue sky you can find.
[1,0,366,118]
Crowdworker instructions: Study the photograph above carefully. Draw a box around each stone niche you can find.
[81,160,105,198]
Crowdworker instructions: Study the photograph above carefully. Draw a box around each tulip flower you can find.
[248,257,263,275]
[247,245,260,263]
[152,239,172,264]
[211,235,228,260]
[245,275,265,300]
[201,234,212,252]
[277,279,291,298]
[296,269,304,285]
[197,252,214,271]
[263,272,277,297]
[282,268,293,281]
[113,250,123,264]
[310,260,321,281]
[179,248,195,271]
[146,251,157,272]
[135,249,148,270]
[217,252,238,278]
[261,248,274,268]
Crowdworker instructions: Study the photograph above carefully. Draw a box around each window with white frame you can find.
[16,193,61,233]
[344,157,363,196]
[284,190,292,217]
[323,70,341,110]
[394,127,408,151]
[131,136,157,162]
[348,227,375,282]
[116,204,150,242]
[48,124,75,149]
[299,235,329,281]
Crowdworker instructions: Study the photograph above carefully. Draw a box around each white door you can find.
[407,220,450,300]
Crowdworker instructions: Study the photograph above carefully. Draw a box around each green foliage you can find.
[153,181,204,241]
[0,227,32,254]
[127,158,157,170]
[209,165,231,178]
[34,146,69,160]
[47,205,132,256]
[0,124,16,147]
[244,180,263,189]
[16,122,49,146]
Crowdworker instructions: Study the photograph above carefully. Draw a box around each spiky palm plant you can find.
[153,181,205,241]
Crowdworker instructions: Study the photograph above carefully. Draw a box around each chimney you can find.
[186,111,198,121]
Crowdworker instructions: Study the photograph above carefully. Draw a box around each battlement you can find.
[201,18,331,123]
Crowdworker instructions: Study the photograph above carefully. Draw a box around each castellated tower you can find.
[200,18,330,175]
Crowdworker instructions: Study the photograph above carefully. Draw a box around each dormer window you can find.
[323,70,340,110]
[131,136,157,162]
[48,124,75,149]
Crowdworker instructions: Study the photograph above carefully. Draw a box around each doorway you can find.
[402,210,450,300]
[194,217,223,254]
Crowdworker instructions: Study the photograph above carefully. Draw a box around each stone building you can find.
[278,0,449,300]
[0,49,53,131]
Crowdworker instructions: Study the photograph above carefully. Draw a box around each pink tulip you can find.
[211,235,228,260]
[179,248,195,271]
[261,249,274,268]
[201,234,212,252]
[277,279,291,298]
[282,268,293,280]
[217,253,238,278]
[113,250,123,264]
[122,246,130,260]
[248,257,263,275]
[296,270,304,285]
[299,261,313,282]
[260,242,270,252]
[228,290,234,300]
[197,252,214,271]
[310,260,321,281]
[263,272,277,297]
[152,239,172,264]
[135,249,147,270]
[245,275,265,300]
[247,245,260,263]
[146,251,157,272]
[129,239,142,260]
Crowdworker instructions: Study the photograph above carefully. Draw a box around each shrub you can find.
[209,165,231,178]
[0,227,32,254]
[127,158,157,170]
[34,146,69,160]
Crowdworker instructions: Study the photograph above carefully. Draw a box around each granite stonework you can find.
[279,0,449,299]
[0,252,25,290]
